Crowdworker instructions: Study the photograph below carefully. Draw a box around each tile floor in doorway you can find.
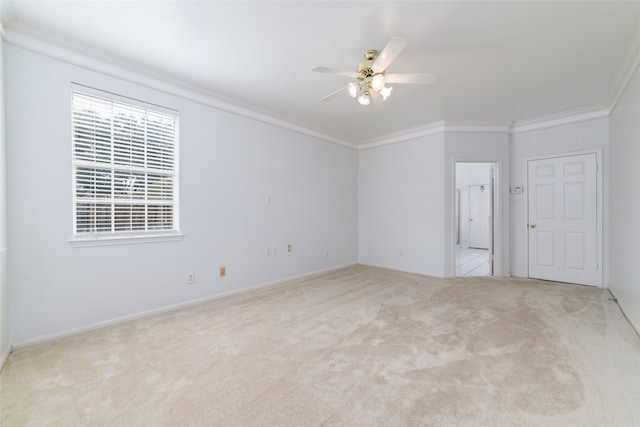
[456,246,491,277]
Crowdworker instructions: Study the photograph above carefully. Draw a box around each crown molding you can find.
[357,121,446,150]
[3,23,357,150]
[358,104,611,149]
[443,122,511,134]
[357,121,511,150]
[0,1,15,38]
[608,16,640,114]
[610,53,640,113]
[0,14,6,41]
[3,20,620,150]
[509,105,610,134]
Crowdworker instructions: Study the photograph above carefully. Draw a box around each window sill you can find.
[68,233,184,248]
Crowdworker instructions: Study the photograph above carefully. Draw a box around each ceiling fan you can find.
[312,36,436,106]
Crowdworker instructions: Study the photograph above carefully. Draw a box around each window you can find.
[71,88,180,245]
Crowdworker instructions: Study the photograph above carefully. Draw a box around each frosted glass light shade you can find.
[348,82,357,98]
[380,86,393,100]
[357,94,370,105]
[371,74,386,91]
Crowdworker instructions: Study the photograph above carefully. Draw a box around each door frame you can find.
[525,149,603,287]
[453,161,501,277]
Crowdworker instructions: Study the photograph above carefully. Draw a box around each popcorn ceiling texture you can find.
[2,265,639,426]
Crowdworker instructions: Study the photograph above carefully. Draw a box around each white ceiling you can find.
[2,1,640,144]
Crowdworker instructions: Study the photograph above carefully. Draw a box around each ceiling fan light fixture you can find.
[371,74,386,91]
[348,82,358,98]
[380,86,393,100]
[313,36,435,105]
[357,94,370,106]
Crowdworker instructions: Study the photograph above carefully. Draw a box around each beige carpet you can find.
[1,265,639,426]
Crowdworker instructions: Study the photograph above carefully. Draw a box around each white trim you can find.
[609,288,640,337]
[357,122,510,150]
[357,262,441,279]
[452,160,504,279]
[443,123,510,134]
[11,262,357,350]
[608,21,640,114]
[68,233,184,248]
[2,23,620,148]
[358,121,445,150]
[609,51,640,114]
[0,345,10,373]
[3,25,357,150]
[0,1,15,40]
[509,105,610,134]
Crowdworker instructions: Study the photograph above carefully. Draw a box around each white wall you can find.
[443,131,510,277]
[509,118,609,281]
[358,129,509,278]
[5,46,358,345]
[0,36,9,365]
[610,65,640,333]
[358,133,446,276]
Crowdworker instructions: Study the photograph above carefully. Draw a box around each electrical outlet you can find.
[186,273,195,284]
[219,267,226,277]
[287,244,292,252]
[273,246,278,256]
[266,247,271,256]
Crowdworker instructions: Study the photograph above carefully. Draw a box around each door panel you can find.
[469,184,490,249]
[565,232,585,269]
[536,232,554,266]
[565,182,584,219]
[528,153,598,286]
[536,184,554,218]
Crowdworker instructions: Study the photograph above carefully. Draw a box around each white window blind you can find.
[71,89,179,241]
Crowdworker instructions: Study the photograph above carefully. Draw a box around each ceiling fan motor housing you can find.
[357,50,378,77]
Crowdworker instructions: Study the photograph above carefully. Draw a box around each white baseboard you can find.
[358,262,441,278]
[0,345,11,373]
[359,262,514,279]
[608,288,640,337]
[11,262,357,351]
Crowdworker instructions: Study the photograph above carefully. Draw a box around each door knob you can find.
[469,218,473,221]
[530,224,536,228]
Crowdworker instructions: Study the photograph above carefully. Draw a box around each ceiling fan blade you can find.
[321,86,349,102]
[385,73,437,84]
[372,36,408,73]
[312,66,359,79]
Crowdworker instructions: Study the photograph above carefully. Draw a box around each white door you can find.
[528,153,598,286]
[469,184,490,249]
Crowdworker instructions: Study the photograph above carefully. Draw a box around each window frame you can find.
[68,84,182,247]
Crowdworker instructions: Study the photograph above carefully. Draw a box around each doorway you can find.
[455,162,495,277]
